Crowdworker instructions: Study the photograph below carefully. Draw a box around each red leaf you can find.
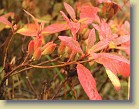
[60,11,70,23]
[93,20,112,40]
[17,23,38,36]
[42,23,69,34]
[60,11,80,39]
[121,41,130,55]
[90,52,130,77]
[0,16,12,28]
[58,36,83,53]
[112,35,130,46]
[69,21,80,38]
[64,2,76,20]
[90,34,118,52]
[80,4,100,24]
[87,28,96,49]
[77,63,102,100]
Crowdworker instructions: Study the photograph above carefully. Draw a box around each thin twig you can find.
[98,77,109,93]
[3,33,15,67]
[51,78,68,100]
[0,57,60,93]
[28,59,94,69]
[25,72,37,97]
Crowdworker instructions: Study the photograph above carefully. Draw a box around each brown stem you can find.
[51,78,68,100]
[28,59,94,69]
[25,72,37,97]
[98,77,109,93]
[3,33,15,67]
[0,57,60,95]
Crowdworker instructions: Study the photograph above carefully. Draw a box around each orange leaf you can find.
[77,63,102,100]
[0,16,12,28]
[17,23,38,36]
[42,23,69,34]
[58,36,83,54]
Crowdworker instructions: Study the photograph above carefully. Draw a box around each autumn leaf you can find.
[17,23,38,36]
[76,63,102,100]
[80,4,100,24]
[69,21,80,38]
[111,35,130,46]
[90,52,130,77]
[60,11,80,39]
[87,28,96,49]
[64,2,76,20]
[58,36,83,54]
[121,41,130,55]
[93,20,112,40]
[42,23,69,34]
[60,11,70,24]
[0,16,12,28]
[90,34,118,52]
[105,69,121,91]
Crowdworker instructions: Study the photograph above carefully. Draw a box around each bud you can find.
[42,43,56,55]
[33,47,42,60]
[58,42,65,55]
[34,37,42,50]
[28,40,34,55]
[82,29,90,40]
[42,42,53,51]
